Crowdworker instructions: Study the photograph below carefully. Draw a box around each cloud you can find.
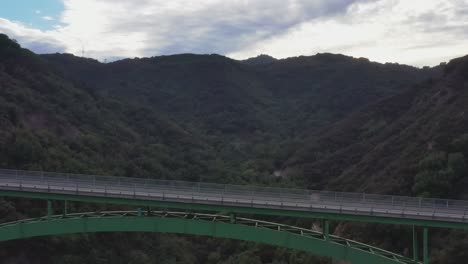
[0,18,66,53]
[228,0,468,66]
[1,0,364,60]
[35,10,41,14]
[54,0,363,59]
[42,16,54,21]
[0,0,467,66]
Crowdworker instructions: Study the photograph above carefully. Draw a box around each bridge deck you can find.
[0,169,467,225]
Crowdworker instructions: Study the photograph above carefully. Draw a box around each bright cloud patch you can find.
[228,0,468,66]
[0,18,65,53]
[0,0,466,66]
[50,0,360,60]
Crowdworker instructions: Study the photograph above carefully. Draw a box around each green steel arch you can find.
[0,211,417,264]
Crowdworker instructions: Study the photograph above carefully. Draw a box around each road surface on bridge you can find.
[0,169,467,224]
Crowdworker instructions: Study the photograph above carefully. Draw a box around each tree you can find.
[413,151,467,198]
[448,152,466,179]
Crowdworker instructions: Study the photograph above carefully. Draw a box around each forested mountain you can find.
[42,51,432,138]
[286,56,467,197]
[0,32,466,263]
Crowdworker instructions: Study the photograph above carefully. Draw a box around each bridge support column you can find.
[63,200,68,216]
[423,227,429,264]
[47,200,53,219]
[147,206,152,216]
[322,219,330,241]
[229,213,236,224]
[412,226,418,261]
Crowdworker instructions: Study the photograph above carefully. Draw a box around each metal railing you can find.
[0,169,468,223]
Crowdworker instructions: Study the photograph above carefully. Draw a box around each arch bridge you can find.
[1,169,468,264]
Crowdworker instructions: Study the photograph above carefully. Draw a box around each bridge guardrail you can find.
[1,169,468,223]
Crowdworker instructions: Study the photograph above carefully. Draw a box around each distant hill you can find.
[240,54,277,65]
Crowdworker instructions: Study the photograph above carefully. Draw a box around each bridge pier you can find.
[412,226,418,261]
[322,219,330,241]
[413,226,429,264]
[63,200,68,216]
[47,200,53,219]
[423,227,429,264]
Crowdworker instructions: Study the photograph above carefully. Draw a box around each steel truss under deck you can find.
[0,209,419,264]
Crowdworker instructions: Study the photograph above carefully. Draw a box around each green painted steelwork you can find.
[47,200,52,219]
[323,219,330,241]
[413,226,418,261]
[1,190,467,229]
[63,200,68,216]
[0,211,418,264]
[229,212,236,224]
[423,228,428,264]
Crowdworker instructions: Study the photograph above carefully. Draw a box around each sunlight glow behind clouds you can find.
[228,0,468,66]
[0,0,467,66]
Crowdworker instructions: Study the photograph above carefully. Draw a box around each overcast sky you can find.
[0,0,467,66]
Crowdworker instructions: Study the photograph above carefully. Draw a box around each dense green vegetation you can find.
[1,32,468,263]
[412,151,466,197]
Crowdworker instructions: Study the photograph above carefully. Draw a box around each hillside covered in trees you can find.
[0,33,466,263]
